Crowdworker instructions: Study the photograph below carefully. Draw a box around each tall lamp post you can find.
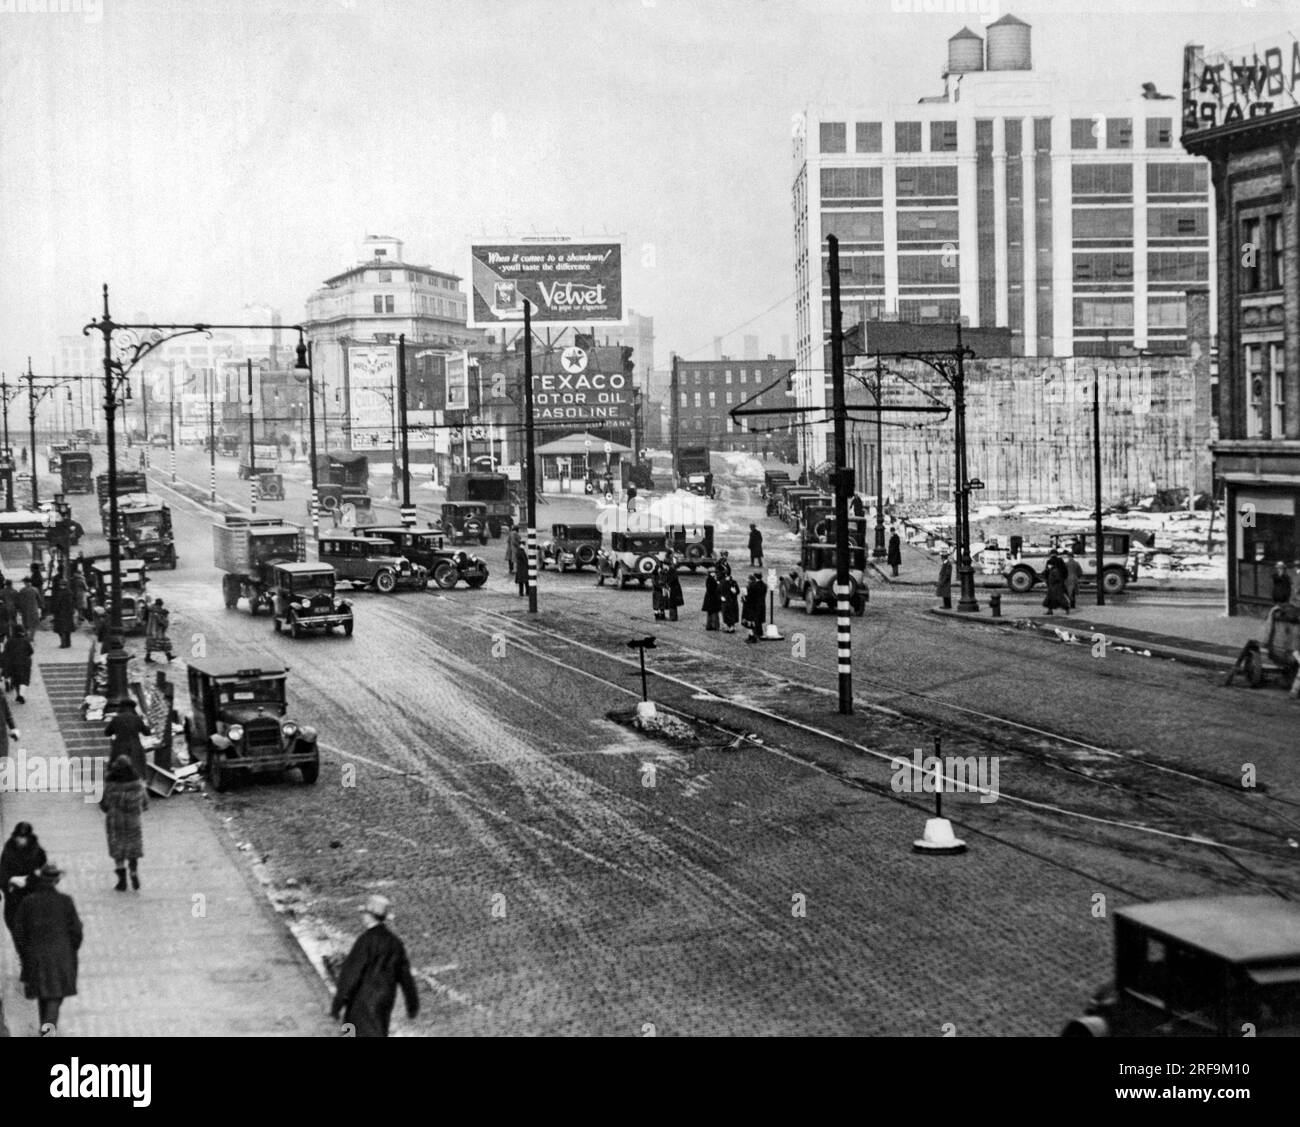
[0,372,20,511]
[397,335,413,527]
[290,335,319,542]
[523,302,539,614]
[24,357,73,509]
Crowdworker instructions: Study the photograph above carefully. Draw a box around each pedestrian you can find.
[330,894,420,1038]
[748,524,764,567]
[514,544,529,596]
[716,551,732,580]
[887,530,902,577]
[0,580,16,638]
[627,483,638,513]
[71,569,89,625]
[1,822,45,950]
[505,527,520,576]
[720,569,741,633]
[104,696,151,780]
[702,569,722,631]
[651,563,666,620]
[12,861,82,1036]
[100,755,148,892]
[30,560,45,596]
[143,597,174,662]
[17,577,42,635]
[936,552,953,609]
[1272,561,1293,607]
[50,579,75,649]
[1063,550,1085,609]
[742,572,766,643]
[4,625,33,703]
[1042,549,1070,615]
[664,555,683,622]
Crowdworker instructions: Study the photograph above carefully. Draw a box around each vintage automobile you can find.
[267,562,354,637]
[316,532,428,593]
[666,524,718,571]
[354,525,488,590]
[760,470,792,500]
[778,541,868,616]
[185,657,320,792]
[88,557,150,635]
[596,531,671,589]
[74,429,101,445]
[439,502,489,545]
[998,530,1141,595]
[255,470,285,502]
[540,523,603,572]
[217,434,240,458]
[1061,895,1300,1037]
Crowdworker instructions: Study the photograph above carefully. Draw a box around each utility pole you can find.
[1093,371,1106,606]
[523,301,538,614]
[207,368,216,502]
[25,358,39,508]
[0,372,14,510]
[247,359,257,513]
[670,352,680,490]
[827,236,853,715]
[170,368,177,484]
[398,334,414,527]
[953,325,979,613]
[872,355,887,558]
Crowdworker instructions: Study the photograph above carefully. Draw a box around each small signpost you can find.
[627,636,657,720]
[764,568,783,641]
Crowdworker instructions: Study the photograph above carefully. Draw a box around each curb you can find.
[926,607,1239,671]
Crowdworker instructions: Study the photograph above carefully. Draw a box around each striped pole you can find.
[250,476,259,514]
[835,581,853,712]
[311,487,320,543]
[401,504,417,529]
[170,443,176,484]
[209,461,217,502]
[526,525,538,613]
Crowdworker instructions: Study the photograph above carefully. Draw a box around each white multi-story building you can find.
[792,12,1214,465]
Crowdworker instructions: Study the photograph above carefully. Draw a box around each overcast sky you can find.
[0,0,1292,371]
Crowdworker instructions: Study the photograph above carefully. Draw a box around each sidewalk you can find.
[0,633,334,1037]
[930,600,1263,670]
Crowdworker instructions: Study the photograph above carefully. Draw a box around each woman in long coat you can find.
[4,624,34,703]
[935,554,953,608]
[701,571,722,631]
[1,821,46,944]
[100,755,148,891]
[13,862,82,1033]
[51,580,75,648]
[105,697,151,779]
[742,573,766,643]
[720,571,741,633]
[664,558,684,622]
[1043,553,1071,615]
[887,531,902,577]
[651,564,667,620]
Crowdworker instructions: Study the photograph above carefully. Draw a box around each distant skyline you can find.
[1,0,1291,371]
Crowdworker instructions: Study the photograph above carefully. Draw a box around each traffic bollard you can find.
[989,593,1002,618]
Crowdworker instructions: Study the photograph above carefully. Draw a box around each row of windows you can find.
[1070,163,1209,198]
[367,269,458,288]
[1073,296,1188,328]
[1072,251,1208,283]
[1071,207,1209,242]
[1069,117,1173,150]
[1241,214,1286,293]
[679,389,772,408]
[669,415,756,434]
[680,368,783,384]
[820,121,954,154]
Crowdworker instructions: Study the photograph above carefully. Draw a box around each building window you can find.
[1245,344,1265,438]
[855,121,882,152]
[1070,118,1098,149]
[1148,296,1187,329]
[897,254,959,285]
[1271,343,1287,437]
[694,418,703,432]
[1071,164,1133,197]
[1074,297,1134,328]
[1072,208,1133,244]
[1147,163,1208,195]
[822,212,885,242]
[1146,118,1173,147]
[708,390,717,408]
[895,122,922,152]
[1267,214,1284,291]
[740,371,747,383]
[679,392,687,408]
[1106,118,1132,148]
[896,210,960,242]
[1241,217,1262,293]
[895,165,958,198]
[820,167,884,200]
[930,120,958,152]
[1072,253,1133,283]
[819,122,847,153]
[1148,251,1208,283]
[694,370,701,384]
[377,270,392,282]
[723,369,731,381]
[373,295,384,313]
[726,391,734,405]
[725,371,732,384]
[725,416,734,434]
[1147,207,1208,240]
[693,392,702,408]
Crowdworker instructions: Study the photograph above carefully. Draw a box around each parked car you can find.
[1062,895,1300,1037]
[267,562,354,638]
[540,523,603,572]
[999,530,1141,595]
[316,532,428,592]
[354,525,488,590]
[596,531,671,589]
[778,541,868,615]
[184,657,320,792]
[439,502,489,545]
[665,524,717,571]
[150,433,170,448]
[74,429,101,445]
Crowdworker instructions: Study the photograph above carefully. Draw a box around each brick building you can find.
[669,356,797,459]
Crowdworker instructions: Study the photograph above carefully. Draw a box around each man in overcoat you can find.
[331,895,419,1037]
[13,862,82,1034]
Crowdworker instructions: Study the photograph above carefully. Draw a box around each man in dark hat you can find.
[143,597,174,663]
[331,894,420,1037]
[1,822,47,949]
[105,697,151,779]
[13,861,83,1035]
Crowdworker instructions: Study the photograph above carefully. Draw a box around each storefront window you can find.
[1238,492,1298,602]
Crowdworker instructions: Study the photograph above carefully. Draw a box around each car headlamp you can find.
[299,725,318,741]
[226,723,245,741]
[296,598,311,610]
[282,722,298,738]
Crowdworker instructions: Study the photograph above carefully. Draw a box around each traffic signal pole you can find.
[827,235,853,715]
[524,301,538,614]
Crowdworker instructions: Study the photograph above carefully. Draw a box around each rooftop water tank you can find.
[986,13,1031,71]
[947,26,984,74]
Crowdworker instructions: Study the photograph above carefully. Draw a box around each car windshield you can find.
[628,538,665,552]
[288,572,334,594]
[217,681,285,706]
[568,528,599,538]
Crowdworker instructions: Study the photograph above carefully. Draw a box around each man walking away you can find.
[887,530,902,577]
[935,553,953,610]
[1063,551,1085,609]
[331,894,419,1037]
[515,543,529,597]
[1272,561,1293,607]
[13,862,82,1035]
[50,580,75,649]
[748,524,763,568]
[16,577,41,636]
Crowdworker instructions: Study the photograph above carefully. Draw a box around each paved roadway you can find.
[45,448,1300,1036]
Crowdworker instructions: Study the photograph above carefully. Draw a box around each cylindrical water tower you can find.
[946,26,985,74]
[985,13,1031,71]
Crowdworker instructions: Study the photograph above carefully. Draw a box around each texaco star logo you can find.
[560,346,588,374]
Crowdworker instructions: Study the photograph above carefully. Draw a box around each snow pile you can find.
[596,490,728,533]
[717,451,765,480]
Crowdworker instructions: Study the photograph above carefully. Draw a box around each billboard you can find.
[346,346,397,438]
[469,241,622,326]
[1183,41,1300,135]
[479,345,631,425]
[446,351,469,411]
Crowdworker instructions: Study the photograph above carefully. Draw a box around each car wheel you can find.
[374,569,397,594]
[803,585,817,614]
[209,750,230,793]
[343,617,354,637]
[1102,569,1127,595]
[779,580,790,608]
[617,566,629,590]
[299,746,320,785]
[465,574,487,589]
[433,562,457,589]
[1008,568,1035,594]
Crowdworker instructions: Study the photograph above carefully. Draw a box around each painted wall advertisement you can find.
[489,346,631,423]
[469,241,622,326]
[1183,40,1300,134]
[346,345,397,446]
